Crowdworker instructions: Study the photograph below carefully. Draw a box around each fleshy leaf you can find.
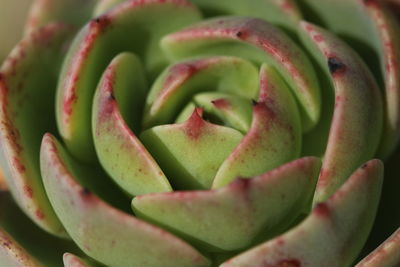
[212,64,302,188]
[140,109,243,190]
[40,133,211,267]
[0,192,81,267]
[162,16,320,131]
[56,0,202,161]
[132,157,321,252]
[142,56,259,129]
[356,228,400,267]
[24,0,98,35]
[92,52,172,197]
[94,0,127,17]
[0,229,42,267]
[192,92,253,133]
[63,253,102,267]
[187,0,302,33]
[299,22,383,203]
[300,0,400,158]
[221,159,383,267]
[0,23,72,237]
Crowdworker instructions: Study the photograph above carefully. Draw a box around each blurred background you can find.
[0,0,32,62]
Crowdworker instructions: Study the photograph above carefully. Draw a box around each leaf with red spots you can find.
[56,0,202,162]
[221,159,383,267]
[63,253,102,267]
[0,191,81,266]
[300,0,400,158]
[356,227,400,267]
[212,64,302,188]
[187,0,302,33]
[161,16,321,131]
[299,22,383,203]
[25,0,99,35]
[192,92,253,133]
[40,133,210,267]
[140,109,243,190]
[0,23,72,237]
[132,157,320,251]
[92,52,172,197]
[142,56,259,129]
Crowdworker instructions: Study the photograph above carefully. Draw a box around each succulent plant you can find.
[0,0,399,266]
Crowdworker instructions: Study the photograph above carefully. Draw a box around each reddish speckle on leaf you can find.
[81,187,92,197]
[91,15,112,31]
[231,177,252,203]
[313,34,324,43]
[24,185,33,198]
[211,98,230,109]
[328,57,347,76]
[314,202,331,217]
[277,259,301,267]
[362,163,368,169]
[35,210,45,220]
[13,157,26,173]
[363,0,378,7]
[183,108,205,139]
[262,258,301,267]
[235,30,249,40]
[63,91,78,116]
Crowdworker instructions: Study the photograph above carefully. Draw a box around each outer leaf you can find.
[0,23,72,237]
[40,133,211,267]
[300,0,400,158]
[24,0,98,35]
[356,228,400,267]
[187,0,302,34]
[63,253,102,267]
[0,192,81,267]
[56,0,202,162]
[94,0,127,16]
[299,22,383,203]
[0,229,42,267]
[221,159,383,267]
[162,16,320,131]
[132,157,321,252]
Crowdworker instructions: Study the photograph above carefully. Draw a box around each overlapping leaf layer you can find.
[0,0,399,266]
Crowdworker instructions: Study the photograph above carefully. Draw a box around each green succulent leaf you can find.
[0,192,81,267]
[40,133,211,267]
[132,157,320,252]
[0,0,399,266]
[212,64,302,188]
[299,22,383,203]
[300,0,400,159]
[63,253,103,267]
[162,16,321,132]
[24,0,99,36]
[142,56,259,129]
[141,108,244,190]
[356,227,400,267]
[188,0,302,33]
[221,159,383,267]
[0,23,72,237]
[56,0,202,162]
[92,52,172,197]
